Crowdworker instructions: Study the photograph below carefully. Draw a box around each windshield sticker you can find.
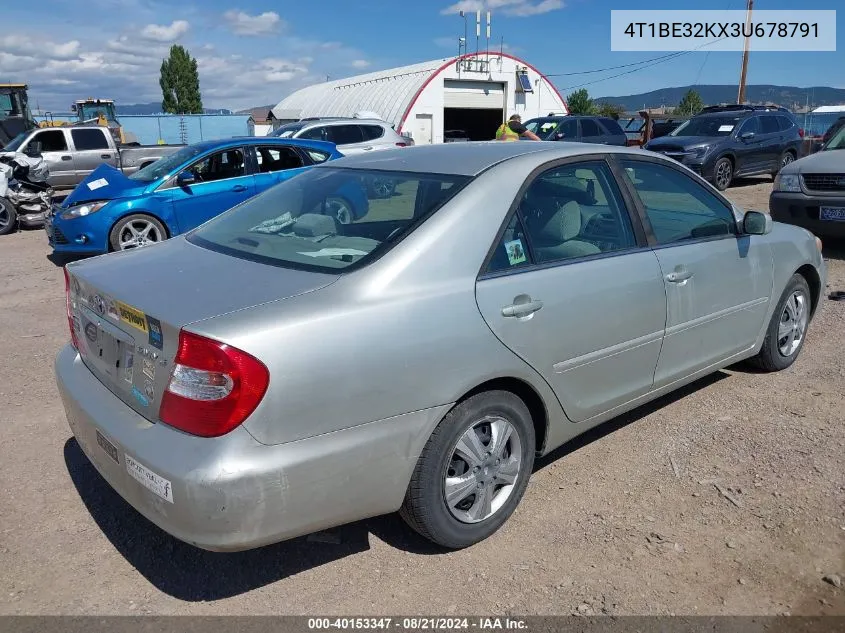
[505,239,527,266]
[251,212,295,234]
[87,178,108,191]
[298,247,369,258]
[146,316,163,349]
[718,125,735,132]
[116,301,148,333]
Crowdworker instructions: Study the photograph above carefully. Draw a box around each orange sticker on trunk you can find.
[116,301,148,333]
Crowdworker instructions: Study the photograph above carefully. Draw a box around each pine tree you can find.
[159,45,203,114]
[566,89,595,115]
[676,89,704,116]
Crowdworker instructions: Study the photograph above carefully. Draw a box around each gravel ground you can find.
[1,177,843,616]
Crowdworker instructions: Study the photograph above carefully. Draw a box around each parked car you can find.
[770,122,845,238]
[444,130,471,143]
[523,115,628,146]
[644,105,803,191]
[56,141,826,552]
[1,125,182,190]
[46,137,365,255]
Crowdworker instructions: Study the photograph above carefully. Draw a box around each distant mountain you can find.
[115,102,232,115]
[596,85,845,113]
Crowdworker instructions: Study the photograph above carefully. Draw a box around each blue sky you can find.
[1,0,841,112]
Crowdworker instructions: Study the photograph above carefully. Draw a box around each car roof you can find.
[190,137,338,152]
[321,141,640,177]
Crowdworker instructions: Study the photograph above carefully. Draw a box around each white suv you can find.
[269,118,413,154]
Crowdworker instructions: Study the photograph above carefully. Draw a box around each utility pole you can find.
[737,0,753,104]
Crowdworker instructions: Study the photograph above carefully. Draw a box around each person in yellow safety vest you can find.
[496,114,542,142]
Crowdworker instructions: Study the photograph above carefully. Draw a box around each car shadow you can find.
[64,371,734,601]
[729,176,771,189]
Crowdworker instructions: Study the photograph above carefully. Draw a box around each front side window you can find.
[29,130,67,152]
[255,146,303,173]
[187,148,245,183]
[71,128,110,151]
[327,125,364,145]
[493,161,636,267]
[189,168,471,271]
[621,159,736,244]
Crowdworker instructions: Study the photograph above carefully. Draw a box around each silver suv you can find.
[269,118,412,154]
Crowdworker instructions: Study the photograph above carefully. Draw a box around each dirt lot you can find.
[0,178,843,616]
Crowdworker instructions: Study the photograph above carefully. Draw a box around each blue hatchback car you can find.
[46,137,369,255]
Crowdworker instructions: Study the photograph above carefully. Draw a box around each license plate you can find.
[124,454,174,503]
[95,429,120,464]
[820,207,845,222]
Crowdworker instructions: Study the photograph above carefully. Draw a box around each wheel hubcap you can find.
[778,290,808,357]
[782,154,793,168]
[716,161,732,188]
[118,220,162,250]
[443,415,522,524]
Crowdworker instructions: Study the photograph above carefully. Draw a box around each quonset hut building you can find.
[271,52,568,144]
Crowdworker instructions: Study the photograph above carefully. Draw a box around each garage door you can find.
[443,80,505,109]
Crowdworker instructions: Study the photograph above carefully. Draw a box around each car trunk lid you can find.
[65,237,339,420]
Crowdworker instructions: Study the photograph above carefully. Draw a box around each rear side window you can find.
[760,116,780,134]
[599,118,625,135]
[776,116,794,132]
[255,146,303,173]
[327,125,364,145]
[305,149,331,163]
[71,128,110,150]
[360,125,385,141]
[738,116,760,135]
[580,119,602,137]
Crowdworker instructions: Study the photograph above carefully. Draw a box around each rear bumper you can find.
[770,192,845,239]
[56,344,448,551]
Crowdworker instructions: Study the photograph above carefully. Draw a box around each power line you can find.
[557,37,729,92]
[545,51,692,77]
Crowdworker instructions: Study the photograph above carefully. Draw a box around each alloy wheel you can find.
[443,415,523,524]
[778,290,809,357]
[781,153,794,169]
[716,160,732,189]
[0,200,11,232]
[326,197,353,224]
[118,219,163,250]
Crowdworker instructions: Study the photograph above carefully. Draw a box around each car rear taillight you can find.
[63,267,80,350]
[798,128,805,138]
[159,330,269,438]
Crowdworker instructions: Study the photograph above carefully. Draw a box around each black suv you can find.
[523,115,628,146]
[644,105,803,191]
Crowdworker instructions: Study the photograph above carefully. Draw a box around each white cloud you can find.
[140,20,190,42]
[0,35,81,60]
[440,0,563,17]
[223,10,283,36]
[350,59,371,69]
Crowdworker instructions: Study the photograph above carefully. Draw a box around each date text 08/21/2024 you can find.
[307,618,528,631]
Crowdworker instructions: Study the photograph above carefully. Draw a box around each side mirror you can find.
[740,131,755,141]
[743,210,772,235]
[177,170,196,186]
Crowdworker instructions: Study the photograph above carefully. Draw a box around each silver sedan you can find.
[56,141,826,551]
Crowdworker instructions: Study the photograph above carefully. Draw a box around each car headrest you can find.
[534,200,583,243]
[292,213,336,237]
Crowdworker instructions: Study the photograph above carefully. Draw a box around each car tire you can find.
[712,157,733,191]
[0,197,17,236]
[109,214,167,251]
[747,273,812,372]
[772,150,795,179]
[400,390,536,549]
[324,196,355,225]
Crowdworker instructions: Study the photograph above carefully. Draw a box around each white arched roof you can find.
[272,58,450,128]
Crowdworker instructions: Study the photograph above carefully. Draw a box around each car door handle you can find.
[100,154,112,159]
[362,146,374,151]
[231,185,248,192]
[502,299,544,318]
[665,270,693,283]
[61,155,72,161]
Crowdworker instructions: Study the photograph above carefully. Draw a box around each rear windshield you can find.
[188,168,471,272]
[669,116,742,137]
